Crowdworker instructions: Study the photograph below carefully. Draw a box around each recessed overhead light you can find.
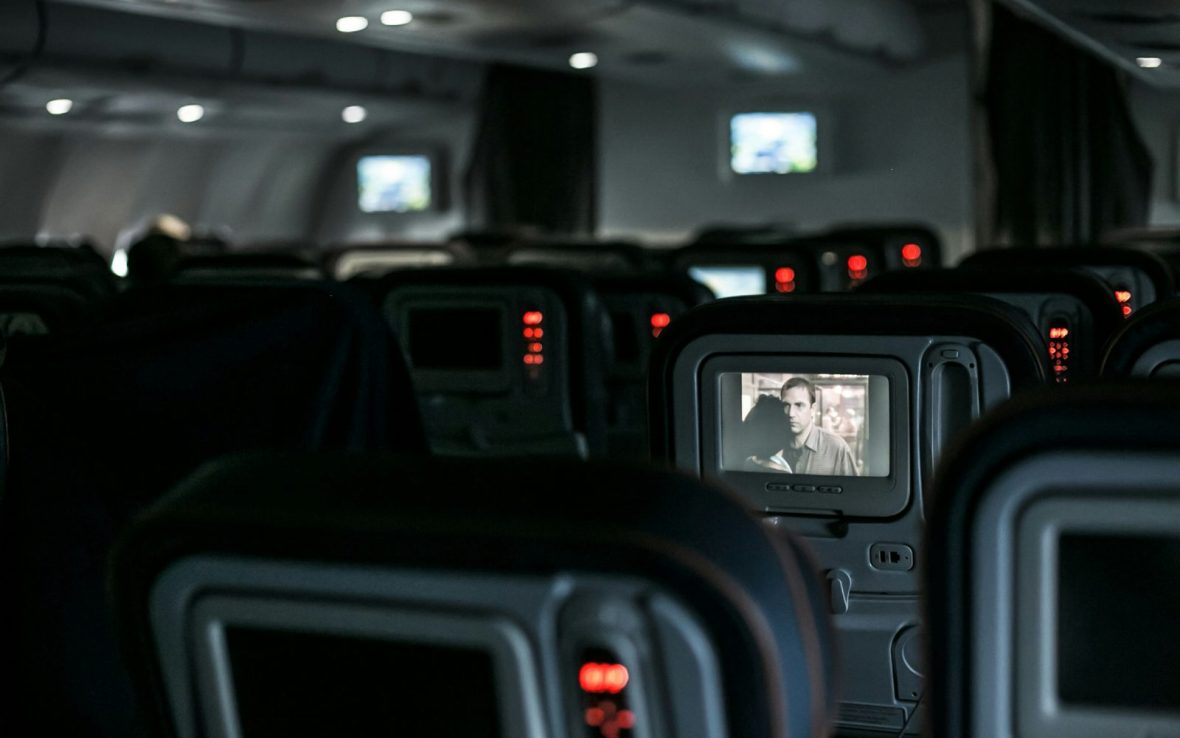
[342,105,367,124]
[46,98,74,115]
[177,104,205,123]
[569,52,598,70]
[1137,56,1163,68]
[336,16,369,33]
[381,10,413,26]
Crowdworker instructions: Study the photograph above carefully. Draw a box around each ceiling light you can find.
[46,98,73,115]
[569,52,599,70]
[381,10,413,26]
[342,105,367,124]
[177,104,205,123]
[1137,57,1163,69]
[336,16,369,33]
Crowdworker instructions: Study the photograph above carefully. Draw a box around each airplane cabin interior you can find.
[0,0,1179,737]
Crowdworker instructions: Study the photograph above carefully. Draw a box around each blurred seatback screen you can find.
[408,307,503,370]
[1058,533,1180,711]
[688,266,765,298]
[226,627,503,738]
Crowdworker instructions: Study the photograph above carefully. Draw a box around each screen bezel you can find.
[190,596,532,738]
[699,354,909,517]
[1013,491,1180,738]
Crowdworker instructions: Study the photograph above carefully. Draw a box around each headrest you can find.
[962,246,1175,298]
[173,253,324,282]
[671,243,821,294]
[4,281,426,499]
[649,294,1049,458]
[113,453,838,738]
[927,381,1180,738]
[501,239,651,271]
[325,242,474,280]
[1102,298,1180,376]
[859,266,1123,347]
[0,245,117,300]
[590,271,715,307]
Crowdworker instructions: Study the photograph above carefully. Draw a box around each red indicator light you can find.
[528,342,543,353]
[617,710,635,730]
[522,311,544,326]
[650,313,671,329]
[535,355,544,365]
[534,328,543,338]
[523,328,535,338]
[586,708,605,727]
[580,663,605,692]
[579,663,629,694]
[901,243,922,263]
[604,664,629,693]
[775,281,795,293]
[847,255,868,272]
[1115,290,1132,304]
[1122,304,1132,317]
[774,267,795,283]
[523,355,535,365]
[1049,327,1070,339]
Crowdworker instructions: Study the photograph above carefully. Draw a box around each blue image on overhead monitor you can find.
[730,112,818,175]
[357,155,433,213]
[689,266,766,299]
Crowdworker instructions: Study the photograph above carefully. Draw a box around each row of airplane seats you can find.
[0,236,1178,737]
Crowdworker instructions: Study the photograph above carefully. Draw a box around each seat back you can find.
[113,453,838,738]
[591,273,713,460]
[378,266,612,457]
[927,383,1180,738]
[0,281,424,738]
[326,241,475,280]
[673,242,820,297]
[648,293,1047,735]
[1102,299,1180,377]
[859,267,1123,382]
[961,246,1174,317]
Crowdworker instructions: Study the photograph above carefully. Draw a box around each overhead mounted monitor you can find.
[357,155,433,213]
[730,112,818,175]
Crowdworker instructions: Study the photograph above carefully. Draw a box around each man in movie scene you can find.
[778,377,858,476]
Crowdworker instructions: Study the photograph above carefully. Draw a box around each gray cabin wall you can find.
[1129,81,1180,228]
[597,54,974,263]
[0,123,334,252]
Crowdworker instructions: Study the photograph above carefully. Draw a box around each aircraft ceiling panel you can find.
[1001,0,1180,86]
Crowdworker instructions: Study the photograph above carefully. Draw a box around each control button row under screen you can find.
[764,483,843,494]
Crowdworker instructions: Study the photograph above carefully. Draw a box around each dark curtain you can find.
[464,63,597,235]
[984,3,1153,246]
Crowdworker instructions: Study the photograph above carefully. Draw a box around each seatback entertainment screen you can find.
[407,307,503,370]
[688,266,766,299]
[720,372,888,477]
